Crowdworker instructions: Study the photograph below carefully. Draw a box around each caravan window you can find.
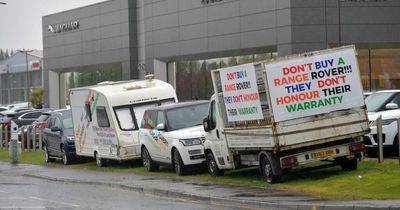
[113,98,176,131]
[96,107,110,127]
[114,107,137,130]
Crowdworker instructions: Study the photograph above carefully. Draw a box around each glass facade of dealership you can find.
[43,0,400,108]
[172,48,400,101]
[358,48,400,92]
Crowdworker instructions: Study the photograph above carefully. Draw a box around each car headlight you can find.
[66,136,75,141]
[179,138,201,146]
[370,119,397,126]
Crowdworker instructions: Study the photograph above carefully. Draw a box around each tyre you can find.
[173,149,186,176]
[95,152,105,167]
[206,152,224,177]
[61,146,73,165]
[261,155,281,183]
[340,158,358,171]
[392,135,399,156]
[142,147,159,172]
[44,145,55,163]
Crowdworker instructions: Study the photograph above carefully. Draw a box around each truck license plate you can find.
[313,150,334,159]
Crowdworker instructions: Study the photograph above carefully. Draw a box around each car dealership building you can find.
[42,0,400,108]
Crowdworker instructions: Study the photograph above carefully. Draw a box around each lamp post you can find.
[18,50,33,107]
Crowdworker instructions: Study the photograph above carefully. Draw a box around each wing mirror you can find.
[203,117,211,132]
[50,126,62,132]
[156,123,166,131]
[385,103,399,110]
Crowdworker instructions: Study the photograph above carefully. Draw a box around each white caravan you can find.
[69,76,178,167]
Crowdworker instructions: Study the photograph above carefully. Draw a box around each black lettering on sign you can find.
[201,0,223,5]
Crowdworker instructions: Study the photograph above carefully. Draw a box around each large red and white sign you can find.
[265,47,364,122]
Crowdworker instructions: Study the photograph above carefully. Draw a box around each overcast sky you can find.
[0,0,107,51]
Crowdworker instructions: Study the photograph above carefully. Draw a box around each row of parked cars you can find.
[0,104,76,165]
[364,90,400,156]
[42,100,209,176]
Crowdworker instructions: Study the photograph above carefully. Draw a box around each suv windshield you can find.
[365,92,395,112]
[166,103,209,131]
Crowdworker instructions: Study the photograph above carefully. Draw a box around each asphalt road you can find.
[0,173,245,210]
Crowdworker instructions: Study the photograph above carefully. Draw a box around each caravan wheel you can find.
[95,152,105,167]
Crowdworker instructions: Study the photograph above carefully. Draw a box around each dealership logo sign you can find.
[48,20,79,34]
[201,0,223,5]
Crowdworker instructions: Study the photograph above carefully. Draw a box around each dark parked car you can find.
[0,109,35,142]
[0,109,34,127]
[43,109,75,165]
[18,109,54,148]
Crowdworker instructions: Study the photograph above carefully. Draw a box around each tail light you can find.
[281,156,298,168]
[35,123,46,129]
[0,122,11,127]
[349,143,365,154]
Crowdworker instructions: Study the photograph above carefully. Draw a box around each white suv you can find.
[139,101,209,176]
[364,90,400,156]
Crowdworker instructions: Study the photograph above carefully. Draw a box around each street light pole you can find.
[19,50,33,107]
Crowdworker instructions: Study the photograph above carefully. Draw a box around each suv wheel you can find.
[61,146,73,165]
[173,149,186,176]
[44,145,55,163]
[142,147,158,172]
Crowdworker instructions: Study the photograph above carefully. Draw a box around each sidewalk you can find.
[1,162,399,210]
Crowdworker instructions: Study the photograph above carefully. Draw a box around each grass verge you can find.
[1,149,399,200]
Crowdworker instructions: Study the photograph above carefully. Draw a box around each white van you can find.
[69,76,178,167]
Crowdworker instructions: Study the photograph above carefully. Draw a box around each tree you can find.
[228,57,238,66]
[0,49,4,61]
[29,87,44,108]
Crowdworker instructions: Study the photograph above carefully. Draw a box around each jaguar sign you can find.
[48,20,79,34]
[201,0,223,5]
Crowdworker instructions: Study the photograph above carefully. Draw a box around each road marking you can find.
[29,196,80,208]
[0,190,8,193]
[0,196,27,200]
[0,207,46,209]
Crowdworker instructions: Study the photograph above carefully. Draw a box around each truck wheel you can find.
[44,145,55,163]
[173,149,186,176]
[206,153,224,177]
[142,147,159,172]
[392,135,399,156]
[95,152,105,167]
[61,146,73,165]
[261,155,281,183]
[340,158,358,171]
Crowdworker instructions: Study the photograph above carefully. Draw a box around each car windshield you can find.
[35,114,50,123]
[365,92,395,112]
[166,103,209,131]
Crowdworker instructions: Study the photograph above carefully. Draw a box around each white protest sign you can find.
[219,64,263,122]
[265,47,364,122]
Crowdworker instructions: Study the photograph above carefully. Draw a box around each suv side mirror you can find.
[50,126,62,132]
[156,123,166,131]
[203,117,211,132]
[386,103,399,110]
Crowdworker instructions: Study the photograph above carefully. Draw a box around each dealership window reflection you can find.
[173,53,277,101]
